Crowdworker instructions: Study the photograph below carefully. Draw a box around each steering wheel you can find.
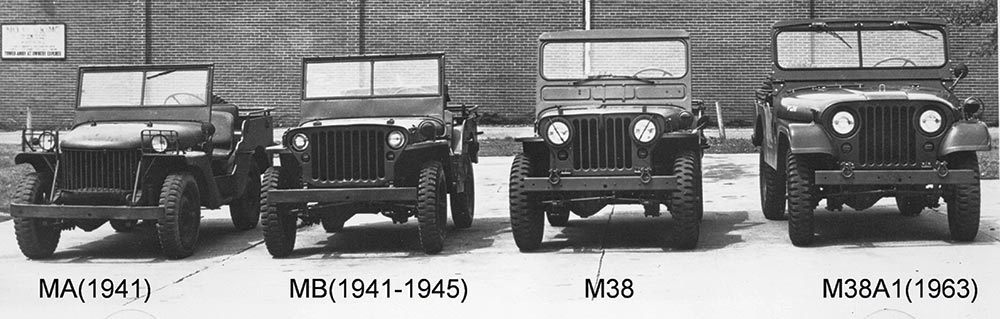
[633,67,673,78]
[163,93,206,105]
[873,57,917,67]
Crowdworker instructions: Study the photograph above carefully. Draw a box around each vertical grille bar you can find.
[856,103,919,168]
[59,149,139,191]
[308,127,388,183]
[568,116,633,171]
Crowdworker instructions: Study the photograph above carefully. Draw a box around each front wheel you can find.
[759,149,787,220]
[230,163,262,230]
[156,171,202,259]
[509,153,544,251]
[416,161,448,254]
[13,172,60,259]
[946,152,980,242]
[450,158,475,229]
[786,153,817,247]
[262,167,298,257]
[670,151,702,250]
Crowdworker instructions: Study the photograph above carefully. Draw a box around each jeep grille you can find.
[570,116,633,170]
[857,104,918,168]
[58,149,141,191]
[308,128,387,183]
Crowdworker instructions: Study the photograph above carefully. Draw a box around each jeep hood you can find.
[61,121,206,150]
[777,87,952,121]
[537,103,688,119]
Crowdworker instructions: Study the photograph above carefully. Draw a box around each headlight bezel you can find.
[150,134,169,153]
[544,119,572,147]
[290,132,310,152]
[917,107,946,136]
[37,131,58,152]
[630,116,659,145]
[386,130,407,150]
[829,110,858,137]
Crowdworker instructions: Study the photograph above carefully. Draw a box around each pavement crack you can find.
[592,207,615,299]
[122,239,266,306]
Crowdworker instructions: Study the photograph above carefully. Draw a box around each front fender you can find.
[785,123,834,155]
[939,121,991,156]
[14,152,57,175]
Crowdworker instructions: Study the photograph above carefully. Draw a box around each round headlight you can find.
[387,130,406,149]
[38,132,56,151]
[831,111,856,136]
[546,121,571,146]
[632,118,657,143]
[150,134,169,153]
[918,109,943,134]
[290,133,309,151]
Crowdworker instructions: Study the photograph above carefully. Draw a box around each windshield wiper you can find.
[891,21,938,40]
[146,69,177,79]
[571,74,654,85]
[809,22,852,49]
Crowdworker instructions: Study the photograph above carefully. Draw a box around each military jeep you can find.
[753,18,991,246]
[509,30,709,251]
[262,53,479,257]
[11,64,274,259]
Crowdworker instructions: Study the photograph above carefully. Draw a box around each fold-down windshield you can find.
[776,28,946,69]
[542,40,688,80]
[78,69,210,107]
[304,58,441,99]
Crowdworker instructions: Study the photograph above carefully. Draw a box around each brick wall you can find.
[0,0,995,128]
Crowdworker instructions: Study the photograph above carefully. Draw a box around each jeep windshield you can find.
[304,58,441,99]
[775,28,946,69]
[78,69,210,107]
[541,40,687,80]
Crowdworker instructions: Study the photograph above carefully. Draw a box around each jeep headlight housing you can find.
[150,134,169,153]
[545,120,571,146]
[290,133,309,151]
[831,111,856,136]
[38,132,57,151]
[386,130,406,149]
[918,109,943,134]
[632,118,657,144]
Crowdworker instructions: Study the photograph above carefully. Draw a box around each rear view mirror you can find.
[951,63,969,79]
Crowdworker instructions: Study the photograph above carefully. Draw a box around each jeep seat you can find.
[210,103,238,158]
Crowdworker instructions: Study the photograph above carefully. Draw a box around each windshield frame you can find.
[772,24,949,71]
[301,53,445,101]
[75,64,213,109]
[538,38,690,81]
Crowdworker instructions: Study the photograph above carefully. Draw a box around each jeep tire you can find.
[416,160,448,254]
[262,166,297,257]
[760,149,787,220]
[510,153,544,251]
[230,163,262,230]
[13,172,60,259]
[156,171,201,259]
[450,158,475,229]
[946,152,980,242]
[786,153,817,247]
[670,150,702,250]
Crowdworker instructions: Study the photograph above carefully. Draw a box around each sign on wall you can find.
[1,24,66,59]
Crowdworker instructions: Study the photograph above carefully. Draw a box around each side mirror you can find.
[948,63,969,92]
[952,63,969,79]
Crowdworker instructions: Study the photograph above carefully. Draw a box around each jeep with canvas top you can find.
[262,53,479,257]
[509,29,710,251]
[11,64,274,259]
[753,18,991,246]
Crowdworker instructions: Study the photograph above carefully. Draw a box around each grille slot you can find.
[59,149,141,191]
[309,128,386,182]
[857,104,918,168]
[571,117,632,170]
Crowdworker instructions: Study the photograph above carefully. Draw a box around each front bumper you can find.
[268,187,418,203]
[9,204,165,219]
[814,169,978,185]
[522,175,679,193]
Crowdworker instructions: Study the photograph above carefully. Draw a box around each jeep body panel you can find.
[61,121,206,150]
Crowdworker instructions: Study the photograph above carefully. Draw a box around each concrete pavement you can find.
[0,154,997,318]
